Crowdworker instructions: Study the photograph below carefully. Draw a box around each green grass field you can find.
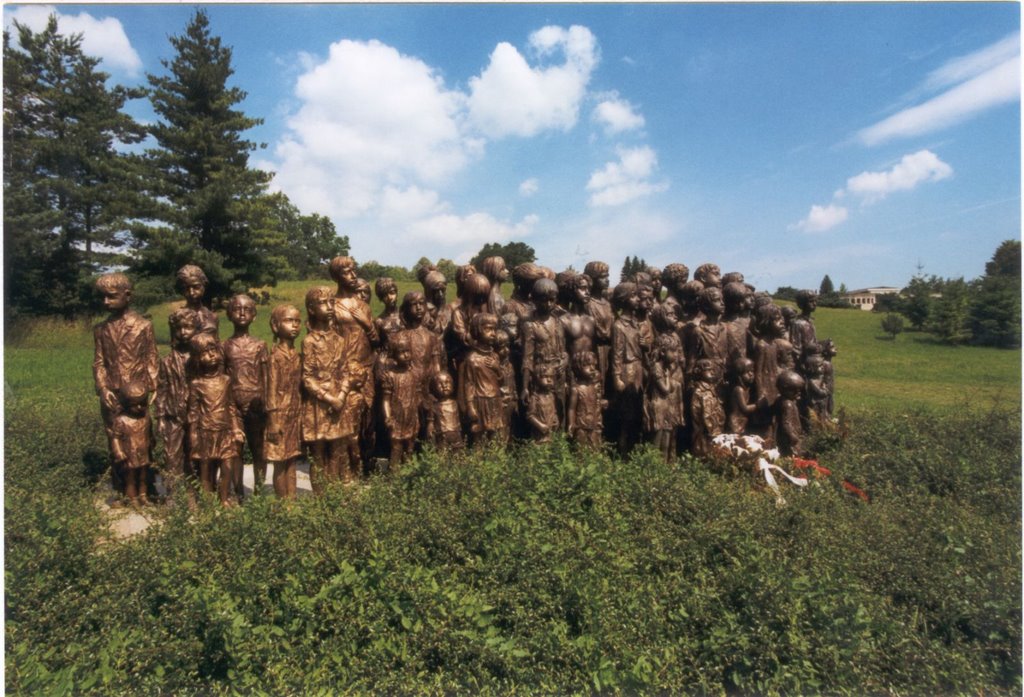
[6,284,1019,417]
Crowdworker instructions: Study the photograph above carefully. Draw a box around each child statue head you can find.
[270,304,302,342]
[480,256,509,285]
[469,312,498,349]
[430,371,455,400]
[305,286,334,326]
[328,256,359,292]
[375,277,398,310]
[400,291,427,327]
[175,265,208,305]
[95,272,133,314]
[732,356,755,386]
[530,278,558,316]
[168,308,200,348]
[776,369,806,400]
[611,281,639,315]
[388,331,413,369]
[583,261,610,295]
[226,294,257,330]
[572,350,600,384]
[795,290,818,315]
[189,332,224,374]
[694,263,722,288]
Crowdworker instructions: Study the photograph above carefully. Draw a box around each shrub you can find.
[5,403,1021,694]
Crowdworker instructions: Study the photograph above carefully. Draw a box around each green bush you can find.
[5,403,1021,694]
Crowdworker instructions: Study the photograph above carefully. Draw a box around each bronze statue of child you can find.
[611,281,645,454]
[187,333,245,506]
[458,312,506,446]
[690,358,725,459]
[567,351,606,450]
[495,329,517,442]
[726,357,762,435]
[521,278,568,427]
[428,372,464,451]
[93,272,159,500]
[381,331,421,470]
[374,277,402,348]
[156,308,199,497]
[175,264,219,338]
[645,333,685,462]
[110,380,155,508]
[801,350,830,427]
[265,304,303,499]
[301,286,349,493]
[775,370,806,456]
[223,294,269,498]
[526,365,559,443]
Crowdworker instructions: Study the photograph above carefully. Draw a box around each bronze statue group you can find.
[92,256,836,507]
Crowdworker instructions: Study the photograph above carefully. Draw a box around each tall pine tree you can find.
[4,17,145,319]
[137,10,276,299]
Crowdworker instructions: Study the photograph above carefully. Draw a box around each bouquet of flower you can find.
[711,433,809,504]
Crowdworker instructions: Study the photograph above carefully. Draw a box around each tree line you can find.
[3,10,350,321]
[875,240,1020,348]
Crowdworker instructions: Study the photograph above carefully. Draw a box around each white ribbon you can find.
[757,457,809,495]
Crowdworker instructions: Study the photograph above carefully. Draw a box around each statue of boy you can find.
[567,351,606,451]
[93,272,158,499]
[521,278,568,426]
[223,294,269,498]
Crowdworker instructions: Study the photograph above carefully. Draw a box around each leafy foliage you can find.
[880,313,904,340]
[6,392,1020,694]
[819,274,834,295]
[969,240,1021,348]
[470,242,537,272]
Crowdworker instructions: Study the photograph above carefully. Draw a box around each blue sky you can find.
[5,3,1020,291]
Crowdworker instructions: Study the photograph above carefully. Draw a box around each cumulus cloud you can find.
[791,149,953,233]
[845,149,953,203]
[592,94,645,135]
[519,178,540,197]
[4,5,142,76]
[586,145,669,207]
[467,25,598,138]
[859,34,1020,145]
[269,39,475,220]
[792,204,849,233]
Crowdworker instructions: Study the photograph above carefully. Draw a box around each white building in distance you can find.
[843,286,901,311]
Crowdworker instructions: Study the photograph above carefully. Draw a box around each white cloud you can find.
[922,31,1020,93]
[845,149,953,203]
[467,25,598,138]
[791,149,953,233]
[519,178,540,197]
[792,204,849,233]
[269,39,475,220]
[592,94,645,135]
[4,5,142,76]
[859,34,1020,146]
[402,212,538,247]
[586,145,669,207]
